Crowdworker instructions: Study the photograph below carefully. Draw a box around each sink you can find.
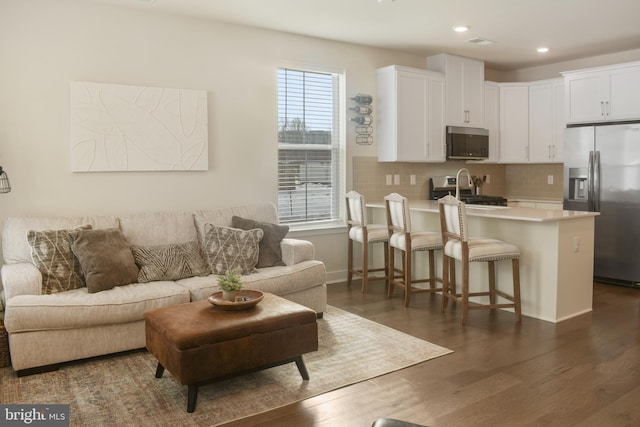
[466,205,511,210]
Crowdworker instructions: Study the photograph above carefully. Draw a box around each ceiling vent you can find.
[466,37,495,46]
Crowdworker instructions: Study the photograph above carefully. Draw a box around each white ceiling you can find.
[90,0,640,71]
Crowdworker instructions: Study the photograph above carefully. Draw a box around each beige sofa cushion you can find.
[4,281,190,333]
[118,211,198,246]
[177,260,326,301]
[2,215,120,264]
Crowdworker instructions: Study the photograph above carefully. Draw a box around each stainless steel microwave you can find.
[446,126,489,160]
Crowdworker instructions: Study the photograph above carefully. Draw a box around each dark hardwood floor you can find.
[225,281,640,427]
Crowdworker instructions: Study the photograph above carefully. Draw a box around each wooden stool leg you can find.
[347,238,354,287]
[383,241,390,293]
[488,260,496,306]
[450,259,457,297]
[513,259,522,322]
[387,246,395,298]
[187,384,198,413]
[404,250,412,307]
[361,238,369,293]
[428,250,436,289]
[441,256,450,311]
[461,258,469,325]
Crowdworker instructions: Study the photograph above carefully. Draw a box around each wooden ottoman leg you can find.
[155,363,165,378]
[294,355,310,380]
[187,385,199,413]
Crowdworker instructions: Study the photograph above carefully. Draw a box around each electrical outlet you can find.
[548,175,554,185]
[386,175,392,185]
[573,236,581,253]
[394,174,400,185]
[410,175,416,185]
[485,174,491,184]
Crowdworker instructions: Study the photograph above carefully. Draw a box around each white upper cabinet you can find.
[563,62,640,124]
[499,84,529,163]
[529,79,564,163]
[481,82,500,163]
[377,65,445,162]
[427,53,485,128]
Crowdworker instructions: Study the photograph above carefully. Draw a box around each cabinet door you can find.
[443,55,466,126]
[499,85,529,163]
[426,74,445,161]
[564,72,608,123]
[396,70,428,161]
[431,54,484,127]
[608,66,640,120]
[551,79,565,161]
[482,82,500,162]
[529,82,554,162]
[464,59,485,127]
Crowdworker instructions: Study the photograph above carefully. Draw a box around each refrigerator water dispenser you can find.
[568,168,588,201]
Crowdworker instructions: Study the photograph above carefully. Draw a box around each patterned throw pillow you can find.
[132,241,210,283]
[201,224,263,275]
[231,216,289,268]
[27,225,92,294]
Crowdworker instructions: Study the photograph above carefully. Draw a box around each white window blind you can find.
[277,68,341,225]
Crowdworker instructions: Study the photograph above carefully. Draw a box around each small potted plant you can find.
[217,269,243,301]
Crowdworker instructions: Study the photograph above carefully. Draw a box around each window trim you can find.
[276,63,346,230]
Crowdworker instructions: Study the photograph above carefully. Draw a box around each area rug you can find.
[0,306,452,426]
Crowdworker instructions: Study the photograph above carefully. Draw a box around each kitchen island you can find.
[367,201,599,323]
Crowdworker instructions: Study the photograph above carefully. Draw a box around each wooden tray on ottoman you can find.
[143,293,318,413]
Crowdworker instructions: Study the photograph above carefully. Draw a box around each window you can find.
[277,68,343,226]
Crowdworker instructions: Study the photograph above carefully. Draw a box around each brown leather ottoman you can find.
[144,293,318,413]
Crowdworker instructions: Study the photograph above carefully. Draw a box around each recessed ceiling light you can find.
[452,26,470,33]
[537,47,550,53]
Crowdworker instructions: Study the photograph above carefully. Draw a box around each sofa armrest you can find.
[1,263,42,301]
[280,238,315,266]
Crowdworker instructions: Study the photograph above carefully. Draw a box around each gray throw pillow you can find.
[201,224,263,275]
[132,241,210,283]
[69,228,139,293]
[27,225,92,294]
[231,216,289,267]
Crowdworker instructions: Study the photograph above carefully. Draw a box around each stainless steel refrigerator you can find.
[564,123,640,285]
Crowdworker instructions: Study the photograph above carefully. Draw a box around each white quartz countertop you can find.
[367,200,599,222]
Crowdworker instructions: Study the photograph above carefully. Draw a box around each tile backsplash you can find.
[351,157,563,202]
[504,163,563,200]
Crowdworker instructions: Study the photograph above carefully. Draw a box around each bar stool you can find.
[384,193,442,307]
[438,194,522,324]
[346,191,389,293]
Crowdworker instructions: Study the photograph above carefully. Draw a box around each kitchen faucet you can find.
[455,168,471,200]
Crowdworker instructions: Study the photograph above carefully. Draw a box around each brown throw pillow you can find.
[27,225,92,294]
[69,228,139,293]
[231,216,288,267]
[132,241,210,283]
[201,224,263,275]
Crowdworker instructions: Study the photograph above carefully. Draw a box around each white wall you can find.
[0,0,427,283]
[501,48,640,82]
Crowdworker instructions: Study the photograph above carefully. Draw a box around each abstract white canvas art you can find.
[70,81,208,171]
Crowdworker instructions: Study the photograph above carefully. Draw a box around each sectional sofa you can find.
[0,202,327,374]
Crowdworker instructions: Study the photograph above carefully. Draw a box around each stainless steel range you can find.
[429,176,507,206]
